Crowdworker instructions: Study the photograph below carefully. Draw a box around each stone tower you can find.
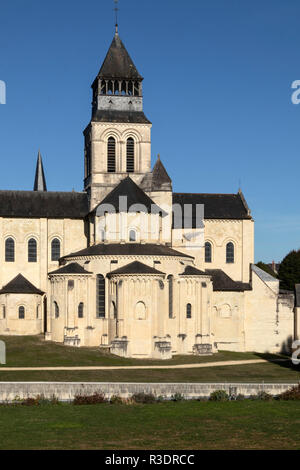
[84,27,152,210]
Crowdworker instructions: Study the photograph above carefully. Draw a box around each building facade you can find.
[0,28,297,358]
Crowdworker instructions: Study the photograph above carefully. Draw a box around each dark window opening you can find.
[18,306,25,320]
[78,302,84,318]
[168,275,173,319]
[5,238,15,262]
[226,242,235,264]
[97,275,106,318]
[107,137,116,173]
[28,238,37,263]
[186,303,192,319]
[54,301,59,319]
[126,137,135,173]
[51,239,61,262]
[205,242,212,263]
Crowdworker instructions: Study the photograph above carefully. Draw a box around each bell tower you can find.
[84,26,152,211]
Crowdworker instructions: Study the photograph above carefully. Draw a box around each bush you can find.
[278,384,300,401]
[235,394,245,401]
[209,390,229,402]
[249,391,273,401]
[73,393,107,405]
[131,393,156,404]
[170,393,185,402]
[110,395,123,405]
[21,397,39,406]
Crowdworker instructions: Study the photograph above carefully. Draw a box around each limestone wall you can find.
[0,382,296,402]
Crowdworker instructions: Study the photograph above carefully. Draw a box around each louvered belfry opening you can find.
[107,137,116,173]
[126,137,135,173]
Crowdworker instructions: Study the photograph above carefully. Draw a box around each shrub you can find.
[73,393,107,405]
[249,391,273,401]
[131,393,156,404]
[156,395,166,403]
[170,393,185,402]
[110,395,123,405]
[209,390,229,402]
[278,384,300,401]
[235,394,245,401]
[21,397,39,406]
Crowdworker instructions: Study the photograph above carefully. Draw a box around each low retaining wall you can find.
[0,382,297,401]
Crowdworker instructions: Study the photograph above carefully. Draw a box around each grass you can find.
[0,335,271,367]
[0,401,299,450]
[0,361,299,383]
[0,335,298,383]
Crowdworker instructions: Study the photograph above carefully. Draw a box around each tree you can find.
[278,250,300,291]
[256,261,278,278]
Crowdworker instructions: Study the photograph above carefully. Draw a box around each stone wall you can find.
[0,382,296,402]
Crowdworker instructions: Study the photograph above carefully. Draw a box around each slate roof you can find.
[49,263,92,276]
[252,264,278,282]
[180,265,206,276]
[295,284,300,308]
[173,193,252,227]
[151,157,172,191]
[94,176,165,215]
[64,243,194,260]
[96,33,142,81]
[0,191,89,218]
[0,274,44,295]
[206,269,252,292]
[107,261,165,277]
[92,110,151,125]
[34,151,47,192]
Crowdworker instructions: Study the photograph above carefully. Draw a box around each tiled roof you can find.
[0,191,88,218]
[173,192,252,226]
[94,176,165,215]
[108,261,165,277]
[49,263,92,275]
[180,265,206,276]
[0,274,44,295]
[96,33,142,80]
[206,269,252,292]
[92,110,151,124]
[64,243,194,259]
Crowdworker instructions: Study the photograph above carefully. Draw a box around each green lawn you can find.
[0,360,299,382]
[0,335,298,383]
[0,335,271,367]
[0,401,299,450]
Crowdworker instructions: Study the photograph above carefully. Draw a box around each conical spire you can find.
[151,155,172,191]
[96,32,142,80]
[33,150,47,192]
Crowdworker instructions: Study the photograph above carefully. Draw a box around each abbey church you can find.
[0,27,298,359]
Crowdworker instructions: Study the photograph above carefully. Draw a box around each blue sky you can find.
[0,0,299,262]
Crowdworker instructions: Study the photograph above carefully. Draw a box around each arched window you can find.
[28,238,37,263]
[126,137,135,173]
[107,137,116,173]
[18,306,25,320]
[226,242,235,264]
[51,239,61,262]
[78,302,84,318]
[186,303,192,319]
[54,301,59,319]
[167,275,173,319]
[5,238,15,262]
[205,242,212,263]
[129,229,136,242]
[96,275,106,318]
